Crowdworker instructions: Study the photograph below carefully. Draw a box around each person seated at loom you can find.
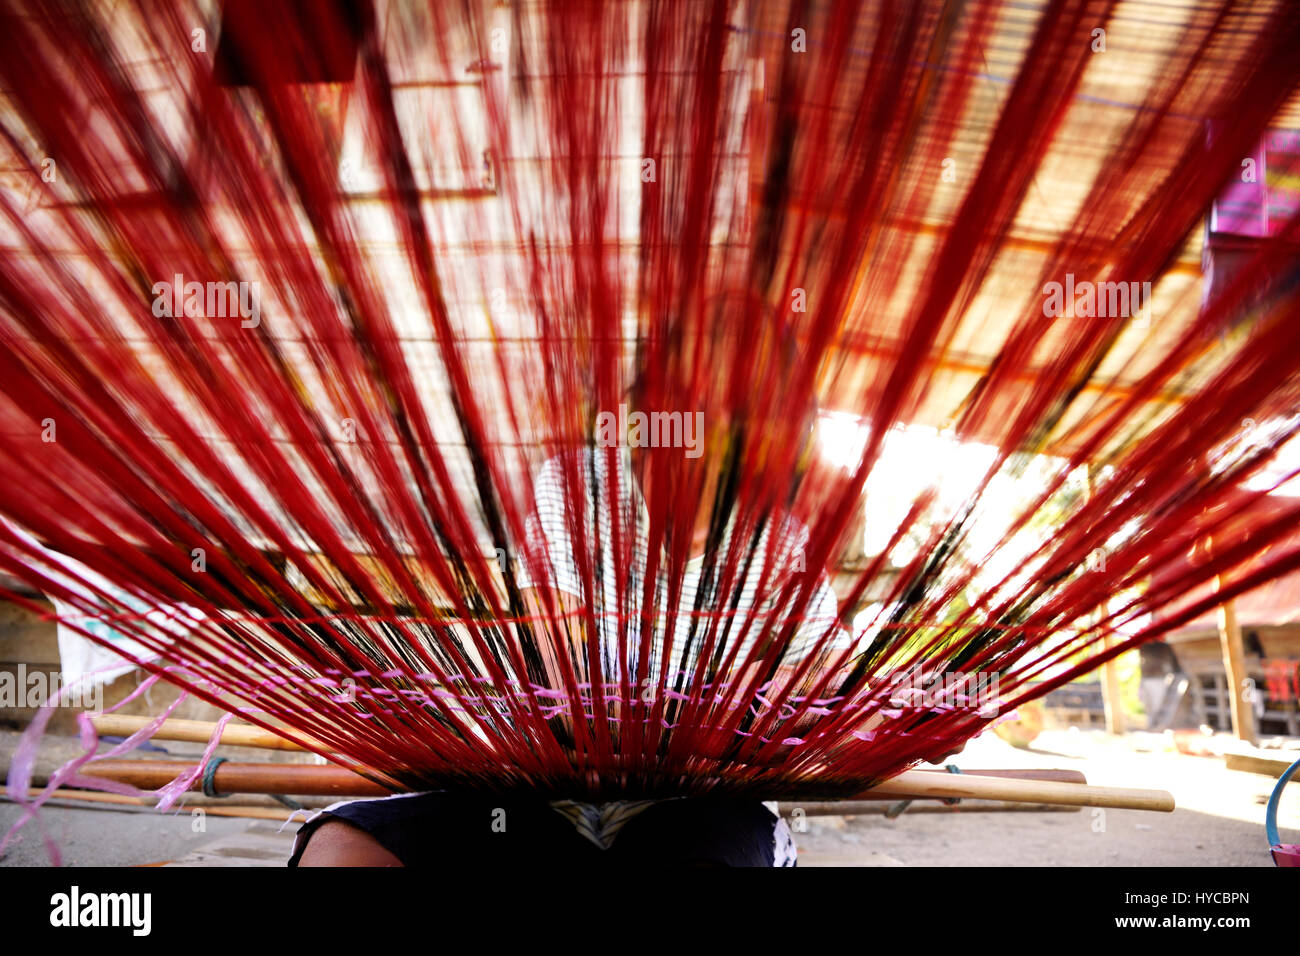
[292,319,934,867]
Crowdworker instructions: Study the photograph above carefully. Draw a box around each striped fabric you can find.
[515,448,850,683]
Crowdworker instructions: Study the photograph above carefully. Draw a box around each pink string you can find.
[2,671,177,861]
[0,662,239,862]
[152,713,233,812]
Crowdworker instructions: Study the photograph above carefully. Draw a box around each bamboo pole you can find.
[865,770,1173,811]
[83,759,387,796]
[776,800,1080,815]
[0,762,1086,800]
[848,768,1087,794]
[0,788,1076,819]
[14,789,301,822]
[76,759,1174,811]
[89,714,314,752]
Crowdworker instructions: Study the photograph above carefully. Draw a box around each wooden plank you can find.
[1224,751,1299,777]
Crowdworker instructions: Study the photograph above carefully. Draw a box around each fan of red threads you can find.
[0,0,1299,800]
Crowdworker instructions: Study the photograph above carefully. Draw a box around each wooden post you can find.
[1214,591,1259,746]
[1099,633,1126,735]
[1087,465,1125,734]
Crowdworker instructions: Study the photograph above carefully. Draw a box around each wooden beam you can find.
[90,714,315,752]
[777,799,1080,815]
[73,759,1175,811]
[865,770,1173,812]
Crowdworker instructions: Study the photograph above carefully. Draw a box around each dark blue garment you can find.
[288,792,790,867]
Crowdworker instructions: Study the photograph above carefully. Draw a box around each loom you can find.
[1,0,1300,823]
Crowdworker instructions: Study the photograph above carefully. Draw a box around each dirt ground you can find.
[796,728,1299,866]
[1,728,1296,866]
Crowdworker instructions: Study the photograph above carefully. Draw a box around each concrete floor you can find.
[1,729,1296,866]
[0,803,260,866]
